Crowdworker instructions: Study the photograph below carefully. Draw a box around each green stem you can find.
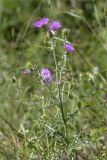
[41,86,49,156]
[52,38,68,143]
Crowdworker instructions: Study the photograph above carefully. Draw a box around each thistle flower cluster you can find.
[33,17,74,53]
[33,17,61,32]
[23,17,75,85]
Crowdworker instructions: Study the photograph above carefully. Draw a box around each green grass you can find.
[0,0,107,159]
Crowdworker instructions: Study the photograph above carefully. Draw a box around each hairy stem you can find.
[52,38,68,143]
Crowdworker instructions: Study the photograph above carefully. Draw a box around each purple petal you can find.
[49,21,61,31]
[33,17,49,28]
[64,43,75,53]
[40,68,52,84]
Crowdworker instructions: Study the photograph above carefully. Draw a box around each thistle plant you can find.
[1,0,107,159]
[22,17,78,159]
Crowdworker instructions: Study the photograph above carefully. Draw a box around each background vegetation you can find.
[0,0,107,159]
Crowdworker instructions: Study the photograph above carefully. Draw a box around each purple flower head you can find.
[49,21,61,31]
[40,68,52,84]
[23,69,30,75]
[64,43,75,53]
[33,17,49,28]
